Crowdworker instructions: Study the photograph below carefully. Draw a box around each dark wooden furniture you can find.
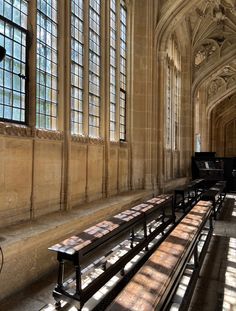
[49,194,174,310]
[201,180,226,219]
[174,179,205,212]
[192,153,236,192]
[105,200,213,311]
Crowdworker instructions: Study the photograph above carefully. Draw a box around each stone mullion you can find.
[172,65,177,177]
[27,0,37,220]
[83,1,89,136]
[126,0,132,191]
[116,0,121,143]
[100,0,106,141]
[103,0,110,197]
[170,60,174,179]
[116,0,122,193]
[144,0,155,191]
[27,1,37,129]
[61,0,71,211]
[157,52,167,191]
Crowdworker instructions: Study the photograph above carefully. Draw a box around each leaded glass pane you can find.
[36,0,58,130]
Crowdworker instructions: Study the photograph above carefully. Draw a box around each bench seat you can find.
[106,200,212,311]
[48,194,174,309]
[201,180,226,219]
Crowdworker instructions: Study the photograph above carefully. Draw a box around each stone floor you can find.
[189,193,236,311]
[0,194,236,311]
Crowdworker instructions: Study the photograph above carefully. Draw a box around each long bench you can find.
[174,179,205,212]
[49,194,174,309]
[201,180,226,219]
[105,200,213,311]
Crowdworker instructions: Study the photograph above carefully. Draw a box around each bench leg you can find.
[75,264,82,296]
[57,257,64,290]
[193,246,199,269]
[55,301,61,309]
[143,221,149,251]
[130,228,135,248]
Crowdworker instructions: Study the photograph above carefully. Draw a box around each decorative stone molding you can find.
[0,122,32,137]
[88,137,105,145]
[192,0,236,73]
[194,40,219,68]
[207,65,236,99]
[71,134,89,143]
[0,122,64,140]
[208,77,226,97]
[221,0,236,13]
[34,128,63,140]
[71,134,104,145]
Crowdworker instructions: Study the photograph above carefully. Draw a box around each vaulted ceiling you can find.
[157,0,236,153]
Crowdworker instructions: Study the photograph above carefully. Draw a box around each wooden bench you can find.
[105,200,213,311]
[201,180,226,219]
[49,194,174,309]
[174,179,205,212]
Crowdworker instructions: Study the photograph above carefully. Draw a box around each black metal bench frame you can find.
[49,195,174,310]
[201,181,226,219]
[174,179,205,212]
[105,201,213,311]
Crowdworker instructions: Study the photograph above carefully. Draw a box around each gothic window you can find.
[36,0,58,130]
[110,0,116,141]
[0,0,28,123]
[119,0,127,141]
[0,0,128,140]
[89,0,101,138]
[71,0,84,135]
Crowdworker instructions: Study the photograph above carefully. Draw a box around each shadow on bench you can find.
[105,200,213,311]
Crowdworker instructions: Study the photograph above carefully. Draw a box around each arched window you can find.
[119,0,127,141]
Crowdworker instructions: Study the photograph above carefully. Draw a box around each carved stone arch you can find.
[155,0,197,53]
[223,113,236,128]
[207,90,236,118]
[192,50,236,97]
[194,39,219,69]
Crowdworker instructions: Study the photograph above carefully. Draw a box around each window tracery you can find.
[0,0,128,141]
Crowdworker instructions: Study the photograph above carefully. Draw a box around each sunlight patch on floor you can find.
[223,237,236,311]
